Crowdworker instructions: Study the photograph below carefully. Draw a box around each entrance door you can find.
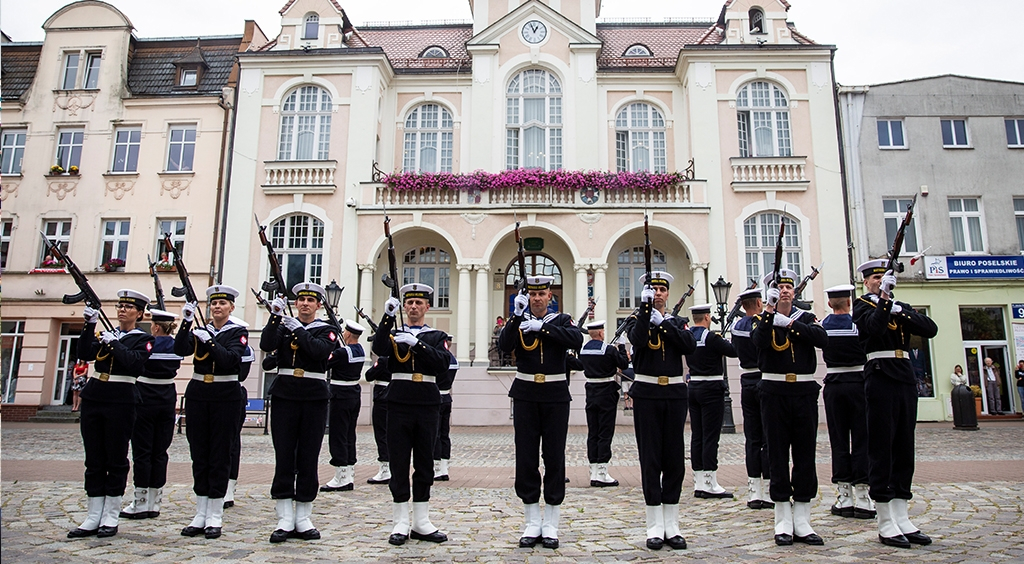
[52,335,79,405]
[964,343,1011,415]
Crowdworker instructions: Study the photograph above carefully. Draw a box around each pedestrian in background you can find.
[71,361,88,412]
[1015,360,1024,414]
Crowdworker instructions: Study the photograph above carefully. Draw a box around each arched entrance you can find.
[503,253,563,316]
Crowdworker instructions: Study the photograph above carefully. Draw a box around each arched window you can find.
[743,212,801,283]
[304,14,320,39]
[617,246,667,308]
[615,103,667,173]
[623,44,652,57]
[403,104,454,173]
[420,46,449,58]
[505,254,562,286]
[506,69,562,171]
[269,214,324,291]
[278,85,332,160]
[403,246,451,309]
[749,8,765,33]
[736,81,791,157]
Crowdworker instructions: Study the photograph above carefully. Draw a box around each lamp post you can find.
[711,275,736,434]
[325,279,344,311]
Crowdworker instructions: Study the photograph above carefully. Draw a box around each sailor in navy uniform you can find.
[364,352,392,484]
[261,282,335,543]
[69,289,154,539]
[434,337,457,481]
[853,260,938,548]
[627,271,696,551]
[751,269,828,546]
[498,275,583,550]
[686,304,738,500]
[373,283,451,546]
[321,320,366,492]
[225,316,255,510]
[579,320,628,487]
[120,308,182,521]
[821,284,874,520]
[732,287,773,510]
[174,285,249,540]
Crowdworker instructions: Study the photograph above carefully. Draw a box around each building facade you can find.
[840,74,1024,421]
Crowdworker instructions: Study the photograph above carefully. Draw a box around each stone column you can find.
[593,263,608,325]
[456,264,472,362]
[474,265,491,366]
[357,264,375,320]
[574,263,589,319]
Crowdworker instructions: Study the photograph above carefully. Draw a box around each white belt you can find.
[92,373,135,384]
[633,374,685,386]
[137,376,175,385]
[586,376,615,383]
[515,372,567,383]
[689,375,723,381]
[827,365,865,374]
[330,380,361,386]
[278,368,328,381]
[761,372,816,383]
[866,350,910,361]
[392,372,436,383]
[440,389,451,395]
[740,370,760,377]
[192,373,239,383]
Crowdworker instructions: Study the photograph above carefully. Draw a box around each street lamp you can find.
[711,275,736,434]
[325,279,344,310]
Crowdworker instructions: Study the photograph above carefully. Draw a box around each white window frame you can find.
[1006,119,1024,148]
[156,219,187,264]
[278,86,332,161]
[948,197,986,254]
[83,53,101,89]
[1,219,13,270]
[180,69,197,87]
[1014,197,1024,253]
[41,219,72,266]
[420,46,448,58]
[101,219,131,265]
[56,128,84,170]
[616,246,667,309]
[877,119,907,149]
[402,104,454,173]
[2,320,26,403]
[615,103,667,173]
[1,129,27,175]
[269,214,324,291]
[743,212,802,283]
[61,52,80,90]
[166,125,197,172]
[402,246,452,309]
[623,44,651,57]
[748,8,766,33]
[883,198,920,255]
[111,127,141,173]
[736,81,792,157]
[303,14,320,40]
[941,118,970,148]
[506,69,562,171]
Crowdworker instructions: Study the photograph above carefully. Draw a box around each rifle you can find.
[162,233,207,327]
[885,195,918,276]
[576,296,598,331]
[254,213,295,317]
[513,212,528,295]
[321,280,344,332]
[354,306,380,333]
[643,212,653,287]
[41,231,114,332]
[147,254,167,311]
[771,214,786,289]
[251,288,273,313]
[723,279,759,332]
[380,202,405,329]
[793,261,824,300]
[670,283,697,317]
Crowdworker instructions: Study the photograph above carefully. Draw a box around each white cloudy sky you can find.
[2,0,1021,85]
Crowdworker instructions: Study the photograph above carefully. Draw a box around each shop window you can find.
[1,320,25,403]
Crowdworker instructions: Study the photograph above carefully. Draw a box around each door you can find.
[964,343,1010,415]
[52,335,78,405]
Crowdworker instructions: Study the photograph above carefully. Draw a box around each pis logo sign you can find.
[926,257,947,279]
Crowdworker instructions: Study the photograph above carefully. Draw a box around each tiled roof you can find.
[127,36,242,97]
[596,24,716,69]
[357,24,473,72]
[1,43,42,102]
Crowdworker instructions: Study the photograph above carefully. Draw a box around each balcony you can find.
[730,156,809,192]
[262,160,337,194]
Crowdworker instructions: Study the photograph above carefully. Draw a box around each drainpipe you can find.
[829,48,856,285]
[214,80,240,285]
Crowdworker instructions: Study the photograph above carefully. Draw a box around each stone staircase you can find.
[28,405,80,424]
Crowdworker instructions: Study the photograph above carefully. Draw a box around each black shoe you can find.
[435,475,450,482]
[223,500,234,508]
[411,529,448,543]
[774,533,793,546]
[794,533,824,545]
[904,530,932,545]
[747,500,763,509]
[149,511,160,518]
[320,483,354,492]
[694,490,707,498]
[204,527,222,539]
[702,490,734,499]
[761,500,775,509]
[67,527,98,539]
[388,533,408,545]
[541,537,559,549]
[367,477,390,485]
[96,525,118,538]
[181,526,205,537]
[519,535,540,548]
[269,529,292,543]
[590,478,619,487]
[120,509,152,520]
[879,533,911,548]
[289,528,321,541]
[665,535,687,550]
[853,507,876,519]
[646,537,664,550]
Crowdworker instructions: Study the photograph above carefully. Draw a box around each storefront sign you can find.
[923,256,1024,280]
[1014,304,1024,320]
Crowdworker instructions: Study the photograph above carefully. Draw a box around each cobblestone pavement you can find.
[3,422,1024,562]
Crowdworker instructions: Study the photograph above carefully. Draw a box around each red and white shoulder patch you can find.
[329,332,337,342]
[240,335,248,345]
[146,342,153,352]
[443,340,450,350]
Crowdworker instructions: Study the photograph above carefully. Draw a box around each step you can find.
[27,415,80,424]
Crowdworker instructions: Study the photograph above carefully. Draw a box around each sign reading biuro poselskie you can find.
[924,255,1024,279]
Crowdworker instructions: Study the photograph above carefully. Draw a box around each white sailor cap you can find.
[400,283,434,302]
[206,285,240,302]
[637,271,674,288]
[857,259,888,277]
[584,320,606,331]
[825,284,856,300]
[148,307,178,322]
[688,304,713,315]
[525,276,555,291]
[761,269,798,287]
[344,320,365,335]
[293,282,326,300]
[117,289,150,310]
[738,288,763,301]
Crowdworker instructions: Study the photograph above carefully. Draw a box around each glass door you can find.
[52,336,78,405]
[964,343,1010,415]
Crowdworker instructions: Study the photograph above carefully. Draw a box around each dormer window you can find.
[420,46,449,59]
[173,41,209,90]
[623,44,652,57]
[304,14,320,40]
[749,8,765,34]
[180,69,198,87]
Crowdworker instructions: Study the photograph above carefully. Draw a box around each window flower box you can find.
[102,258,125,272]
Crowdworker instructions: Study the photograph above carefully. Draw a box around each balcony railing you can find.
[262,160,337,193]
[730,156,809,191]
[369,181,704,209]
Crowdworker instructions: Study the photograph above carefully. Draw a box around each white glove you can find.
[650,308,664,326]
[394,331,418,346]
[192,328,212,343]
[99,331,117,344]
[766,287,780,307]
[615,332,629,346]
[880,270,897,295]
[384,297,401,317]
[890,303,903,314]
[181,302,197,322]
[513,293,529,316]
[282,316,302,331]
[640,286,655,304]
[867,294,880,304]
[773,313,792,328]
[521,319,543,333]
[270,297,287,316]
[83,306,100,324]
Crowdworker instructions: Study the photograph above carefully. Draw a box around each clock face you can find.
[522,20,547,44]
